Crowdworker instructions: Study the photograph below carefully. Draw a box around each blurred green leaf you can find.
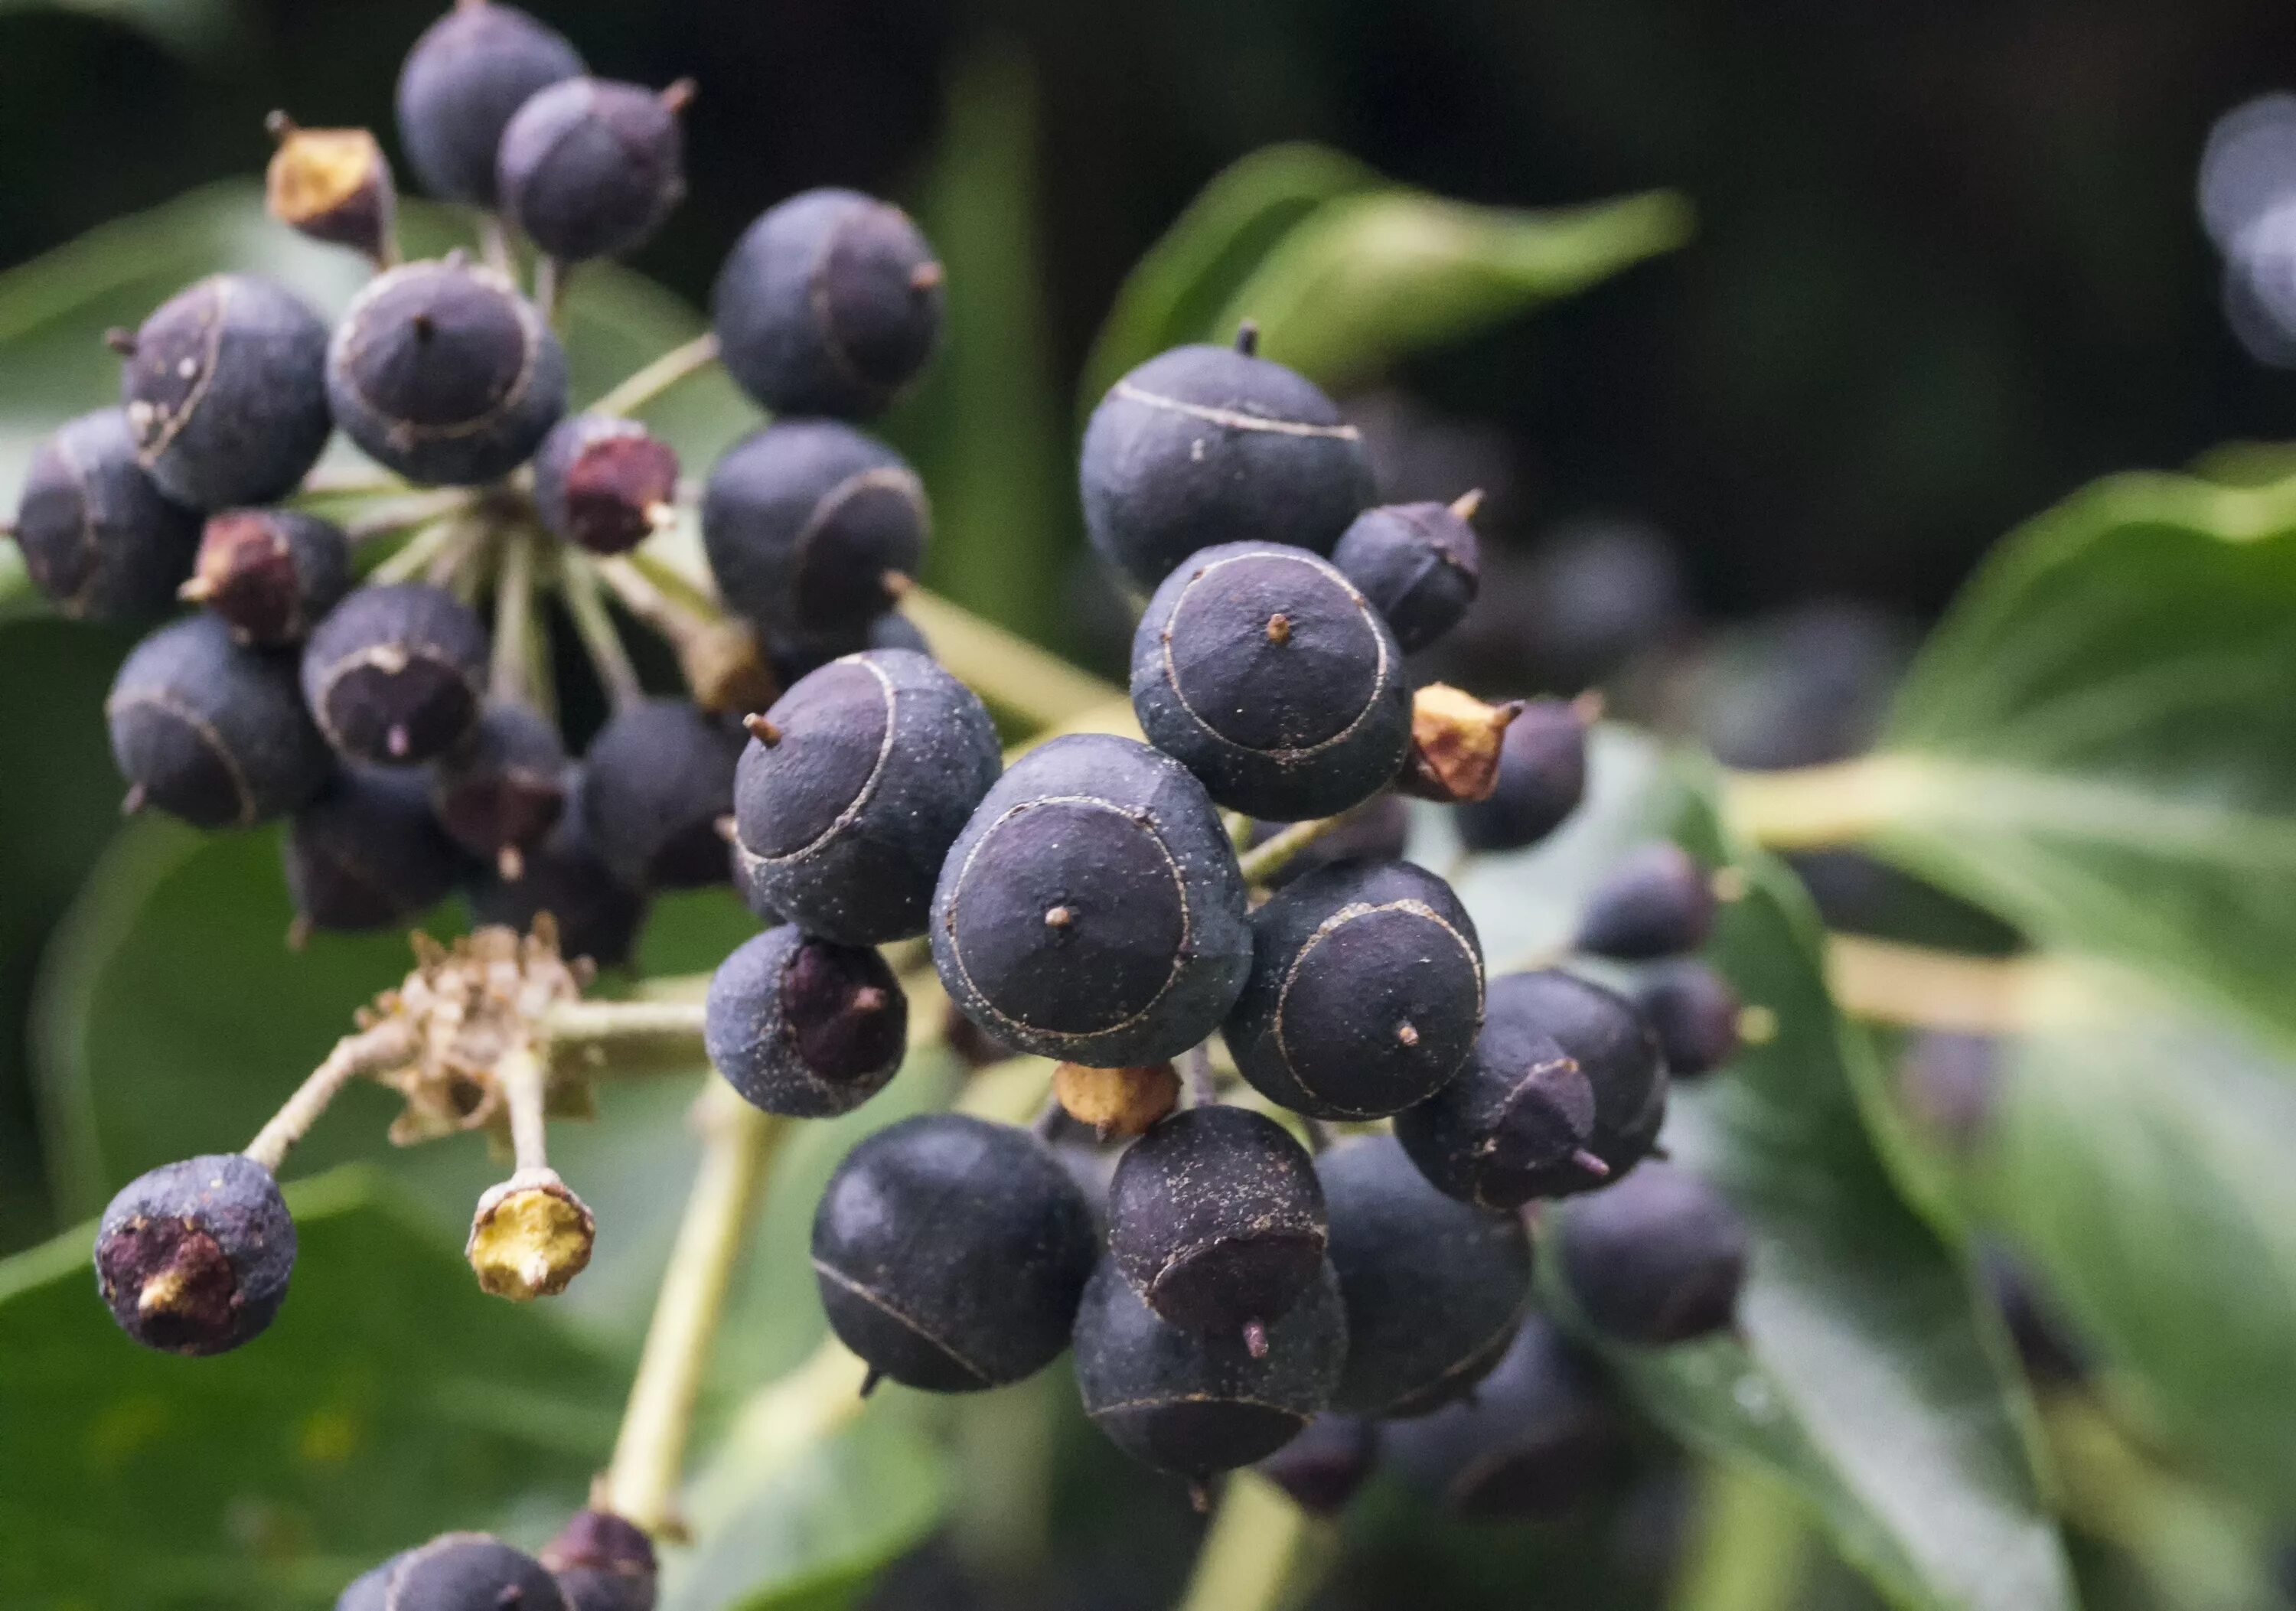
[0,0,239,60]
[0,1166,624,1611]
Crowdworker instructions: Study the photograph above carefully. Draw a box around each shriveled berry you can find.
[1108,1104,1326,1342]
[1074,1256,1345,1479]
[1319,1134,1529,1417]
[540,1509,657,1611]
[1131,541,1409,821]
[734,649,999,943]
[468,776,648,967]
[395,0,584,206]
[119,274,333,510]
[107,612,331,827]
[12,409,199,620]
[1636,961,1742,1079]
[580,698,742,889]
[931,732,1251,1067]
[1081,334,1373,591]
[302,582,488,765]
[1245,794,1411,890]
[1331,494,1481,653]
[429,699,567,866]
[500,77,690,263]
[384,1531,567,1611]
[712,188,944,419]
[326,258,568,486]
[1453,697,1588,853]
[1397,684,1520,805]
[533,413,679,555]
[1053,1060,1179,1139]
[1225,859,1482,1120]
[1554,1161,1748,1345]
[812,1114,1097,1391]
[702,420,928,641]
[265,117,396,263]
[706,925,906,1117]
[285,767,463,934]
[184,507,351,645]
[94,1153,294,1355]
[1575,843,1717,960]
[1253,1414,1378,1515]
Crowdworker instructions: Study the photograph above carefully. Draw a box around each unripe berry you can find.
[533,414,679,556]
[285,767,465,935]
[12,408,199,620]
[302,582,489,766]
[326,259,568,486]
[119,274,333,510]
[712,188,944,419]
[579,698,742,889]
[468,776,649,968]
[1453,697,1589,853]
[1574,842,1718,960]
[931,732,1251,1067]
[395,0,584,206]
[499,77,691,263]
[1636,960,1743,1079]
[1330,494,1482,653]
[184,507,351,646]
[705,925,906,1117]
[94,1153,294,1355]
[107,612,331,827]
[1554,1161,1748,1345]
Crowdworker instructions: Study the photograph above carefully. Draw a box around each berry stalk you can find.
[591,331,722,419]
[1236,813,1352,886]
[490,527,538,703]
[243,1019,416,1172]
[557,550,646,709]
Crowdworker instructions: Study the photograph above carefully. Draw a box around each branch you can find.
[592,332,723,419]
[491,528,537,703]
[243,1020,415,1172]
[540,998,709,1078]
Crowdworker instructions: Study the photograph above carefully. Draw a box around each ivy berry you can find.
[94,1153,295,1355]
[705,925,907,1117]
[395,0,584,207]
[497,77,693,263]
[107,612,331,827]
[184,508,352,647]
[12,408,200,621]
[1554,1160,1749,1345]
[301,582,489,765]
[533,414,680,555]
[579,698,743,889]
[1330,493,1482,654]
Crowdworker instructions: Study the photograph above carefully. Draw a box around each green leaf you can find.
[0,1167,624,1610]
[0,0,240,59]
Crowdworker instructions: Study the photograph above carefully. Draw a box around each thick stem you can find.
[533,254,564,326]
[559,553,647,710]
[243,1020,414,1172]
[1182,1043,1218,1107]
[479,214,514,277]
[298,466,408,498]
[1238,815,1347,885]
[1825,934,2095,1034]
[901,588,1124,734]
[592,332,723,419]
[540,997,709,1079]
[1176,1472,1321,1611]
[491,528,536,703]
[1724,756,1926,850]
[603,1078,784,1538]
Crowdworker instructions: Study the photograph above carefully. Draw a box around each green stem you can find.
[344,488,477,543]
[367,519,463,585]
[540,998,709,1079]
[1176,1472,1323,1611]
[1723,755,1928,850]
[491,529,536,703]
[558,553,646,710]
[902,587,1125,733]
[592,332,723,419]
[1667,1459,1810,1611]
[1237,815,1346,885]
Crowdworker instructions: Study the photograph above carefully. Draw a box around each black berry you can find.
[429,699,568,865]
[12,408,199,620]
[468,774,649,967]
[302,582,488,765]
[184,507,351,646]
[379,1531,567,1611]
[1574,843,1717,960]
[1253,1414,1378,1515]
[326,258,568,486]
[119,274,333,510]
[94,1153,294,1355]
[285,767,464,934]
[498,77,691,263]
[1554,1161,1748,1345]
[1636,961,1742,1079]
[1330,496,1481,654]
[107,612,331,827]
[1132,541,1410,821]
[702,419,928,641]
[812,1114,1097,1392]
[712,188,944,419]
[1225,858,1483,1120]
[395,0,584,206]
[705,925,906,1117]
[931,732,1251,1067]
[540,1509,657,1611]
[1453,697,1588,853]
[1318,1134,1530,1417]
[1244,793,1409,891]
[734,648,1000,944]
[533,413,680,555]
[1107,1104,1326,1343]
[1073,1255,1345,1479]
[1080,334,1372,591]
[579,698,742,889]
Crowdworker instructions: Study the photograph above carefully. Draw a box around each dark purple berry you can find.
[302,582,488,765]
[185,507,351,646]
[499,77,690,263]
[1554,1161,1747,1345]
[12,408,198,620]
[1253,1414,1378,1515]
[768,608,931,687]
[119,274,332,510]
[712,188,944,419]
[429,699,567,864]
[540,1509,656,1611]
[395,0,584,206]
[381,1531,567,1611]
[1330,496,1481,654]
[533,414,679,555]
[468,775,648,966]
[1244,793,1409,890]
[107,612,331,827]
[705,925,906,1117]
[1453,697,1588,853]
[285,767,464,934]
[1636,961,1741,1078]
[580,698,742,889]
[94,1153,294,1355]
[1575,843,1717,960]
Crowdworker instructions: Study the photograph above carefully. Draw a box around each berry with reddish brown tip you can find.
[533,414,679,555]
[468,777,649,968]
[705,925,907,1117]
[12,409,199,621]
[540,1508,657,1611]
[94,1153,294,1355]
[302,582,488,765]
[429,699,567,865]
[185,507,351,645]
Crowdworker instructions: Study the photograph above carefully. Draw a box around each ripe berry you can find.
[94,1153,294,1355]
[734,648,999,943]
[285,767,464,934]
[1453,697,1588,853]
[931,732,1251,1067]
[1575,843,1718,960]
[499,77,691,263]
[1107,1104,1326,1343]
[1244,793,1409,891]
[107,612,331,827]
[395,0,584,207]
[1636,961,1742,1079]
[326,258,569,486]
[12,409,199,620]
[712,188,944,418]
[1397,970,1665,1204]
[429,699,567,866]
[1080,332,1373,591]
[702,420,928,641]
[1074,1255,1345,1479]
[533,413,679,555]
[376,1532,567,1611]
[302,582,488,765]
[118,274,333,510]
[1130,541,1409,821]
[1554,1161,1748,1345]
[1318,1134,1530,1417]
[1253,1414,1378,1515]
[468,775,648,967]
[1381,1318,1623,1520]
[812,1114,1097,1391]
[578,698,742,889]
[705,925,906,1117]
[1225,859,1483,1120]
[184,507,351,646]
[1330,495,1481,654]
[540,1510,656,1611]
